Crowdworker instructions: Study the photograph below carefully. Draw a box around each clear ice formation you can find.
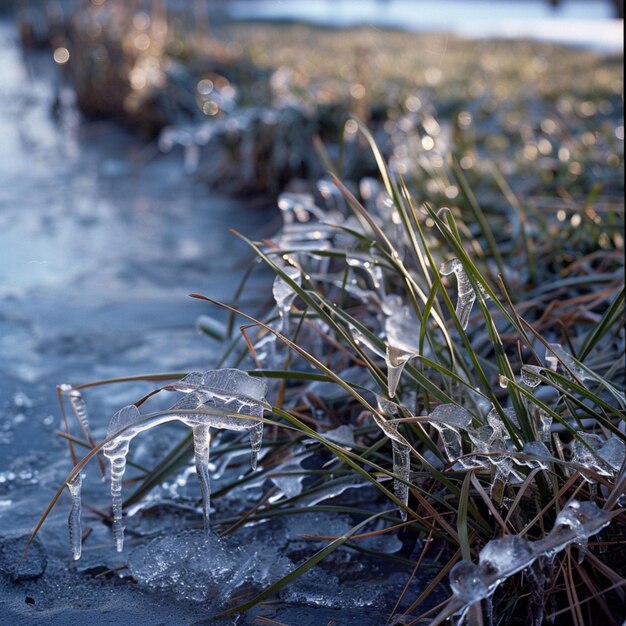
[278,192,326,226]
[269,454,311,500]
[382,295,423,397]
[66,472,83,561]
[375,397,411,520]
[87,369,268,556]
[272,259,302,334]
[515,441,552,471]
[347,253,385,295]
[59,384,91,437]
[359,177,404,251]
[571,433,626,481]
[322,424,356,448]
[520,365,543,388]
[439,258,488,330]
[298,475,370,507]
[317,177,347,213]
[273,192,335,274]
[427,404,472,463]
[449,500,613,618]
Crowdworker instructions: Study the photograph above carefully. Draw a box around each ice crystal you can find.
[347,254,385,294]
[571,433,625,481]
[479,535,535,576]
[59,384,92,440]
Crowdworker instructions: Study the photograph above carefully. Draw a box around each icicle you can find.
[65,387,90,434]
[375,397,411,518]
[102,404,141,553]
[74,369,269,558]
[67,472,83,561]
[385,347,414,398]
[537,408,553,442]
[192,424,212,532]
[272,260,301,334]
[439,258,488,330]
[392,440,410,521]
[249,422,263,470]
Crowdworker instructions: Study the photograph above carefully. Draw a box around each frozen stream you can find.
[0,17,276,624]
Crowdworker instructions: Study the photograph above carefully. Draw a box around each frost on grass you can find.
[375,397,411,520]
[77,369,269,557]
[448,500,613,620]
[439,258,489,330]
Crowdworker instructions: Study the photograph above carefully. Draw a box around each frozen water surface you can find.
[0,19,280,622]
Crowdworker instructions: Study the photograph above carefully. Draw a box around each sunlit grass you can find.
[21,3,626,624]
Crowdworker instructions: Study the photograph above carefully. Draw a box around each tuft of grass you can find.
[24,5,624,622]
[32,118,625,624]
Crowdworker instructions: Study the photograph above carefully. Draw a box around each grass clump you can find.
[35,119,625,624]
